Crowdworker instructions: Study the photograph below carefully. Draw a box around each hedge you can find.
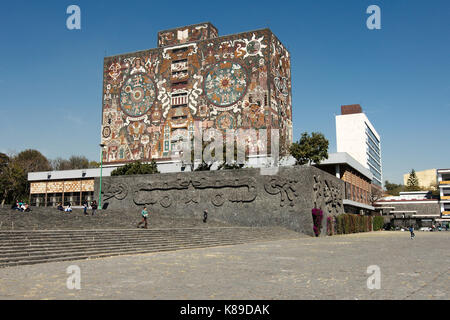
[327,214,373,235]
[373,216,384,231]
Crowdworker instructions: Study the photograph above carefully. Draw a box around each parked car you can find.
[419,227,432,231]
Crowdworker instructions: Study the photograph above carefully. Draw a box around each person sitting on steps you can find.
[65,203,72,213]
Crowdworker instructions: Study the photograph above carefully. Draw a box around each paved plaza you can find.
[0,231,448,300]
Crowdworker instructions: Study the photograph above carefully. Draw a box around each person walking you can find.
[409,226,415,239]
[83,201,88,215]
[91,200,97,216]
[137,207,149,229]
[203,209,208,223]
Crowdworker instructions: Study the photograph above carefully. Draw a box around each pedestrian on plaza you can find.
[83,201,88,215]
[409,226,415,239]
[203,209,208,223]
[137,206,149,229]
[91,200,98,216]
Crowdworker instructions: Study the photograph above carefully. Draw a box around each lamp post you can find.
[98,143,106,210]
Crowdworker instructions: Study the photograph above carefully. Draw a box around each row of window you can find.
[366,140,381,162]
[367,152,382,173]
[368,166,382,186]
[30,192,94,207]
[345,182,370,204]
[365,123,380,145]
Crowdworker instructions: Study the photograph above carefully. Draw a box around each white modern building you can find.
[336,104,382,187]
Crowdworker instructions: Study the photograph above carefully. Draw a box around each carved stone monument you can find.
[95,166,344,236]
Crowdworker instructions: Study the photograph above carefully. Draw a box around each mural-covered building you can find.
[101,22,292,165]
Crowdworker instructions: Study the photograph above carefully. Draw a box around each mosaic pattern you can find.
[204,61,247,107]
[120,74,156,117]
[30,182,46,194]
[30,180,95,194]
[158,22,218,47]
[101,24,292,163]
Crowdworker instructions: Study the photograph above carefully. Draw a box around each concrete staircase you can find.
[0,207,234,230]
[0,227,303,268]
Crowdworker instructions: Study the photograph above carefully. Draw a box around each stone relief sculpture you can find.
[313,175,343,214]
[264,177,299,207]
[101,182,129,201]
[132,177,257,208]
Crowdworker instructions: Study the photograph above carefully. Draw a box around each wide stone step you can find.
[0,230,286,245]
[0,240,263,268]
[0,228,282,237]
[0,228,288,238]
[0,238,258,262]
[0,235,288,266]
[0,227,302,268]
[0,233,288,254]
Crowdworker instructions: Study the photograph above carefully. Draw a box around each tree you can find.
[405,169,421,191]
[14,149,51,173]
[89,161,100,168]
[51,155,95,170]
[370,184,383,203]
[384,180,404,196]
[289,132,329,165]
[111,161,159,176]
[188,135,247,172]
[1,150,52,204]
[0,153,11,206]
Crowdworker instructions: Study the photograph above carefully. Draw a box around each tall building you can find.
[335,104,382,187]
[101,22,292,165]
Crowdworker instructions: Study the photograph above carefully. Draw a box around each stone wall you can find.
[94,166,344,236]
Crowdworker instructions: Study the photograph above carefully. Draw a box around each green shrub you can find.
[333,214,376,235]
[373,216,384,231]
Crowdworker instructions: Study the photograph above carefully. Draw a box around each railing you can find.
[439,180,450,185]
[442,211,450,216]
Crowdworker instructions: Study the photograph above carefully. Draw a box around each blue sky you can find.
[0,0,449,184]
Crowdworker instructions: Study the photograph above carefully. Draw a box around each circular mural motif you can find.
[120,73,156,117]
[246,40,261,55]
[204,61,248,107]
[102,126,111,139]
[216,112,235,131]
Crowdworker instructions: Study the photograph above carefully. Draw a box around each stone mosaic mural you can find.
[101,23,292,164]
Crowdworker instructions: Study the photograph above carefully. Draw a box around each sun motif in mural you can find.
[204,61,248,107]
[120,73,157,117]
[243,34,267,59]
